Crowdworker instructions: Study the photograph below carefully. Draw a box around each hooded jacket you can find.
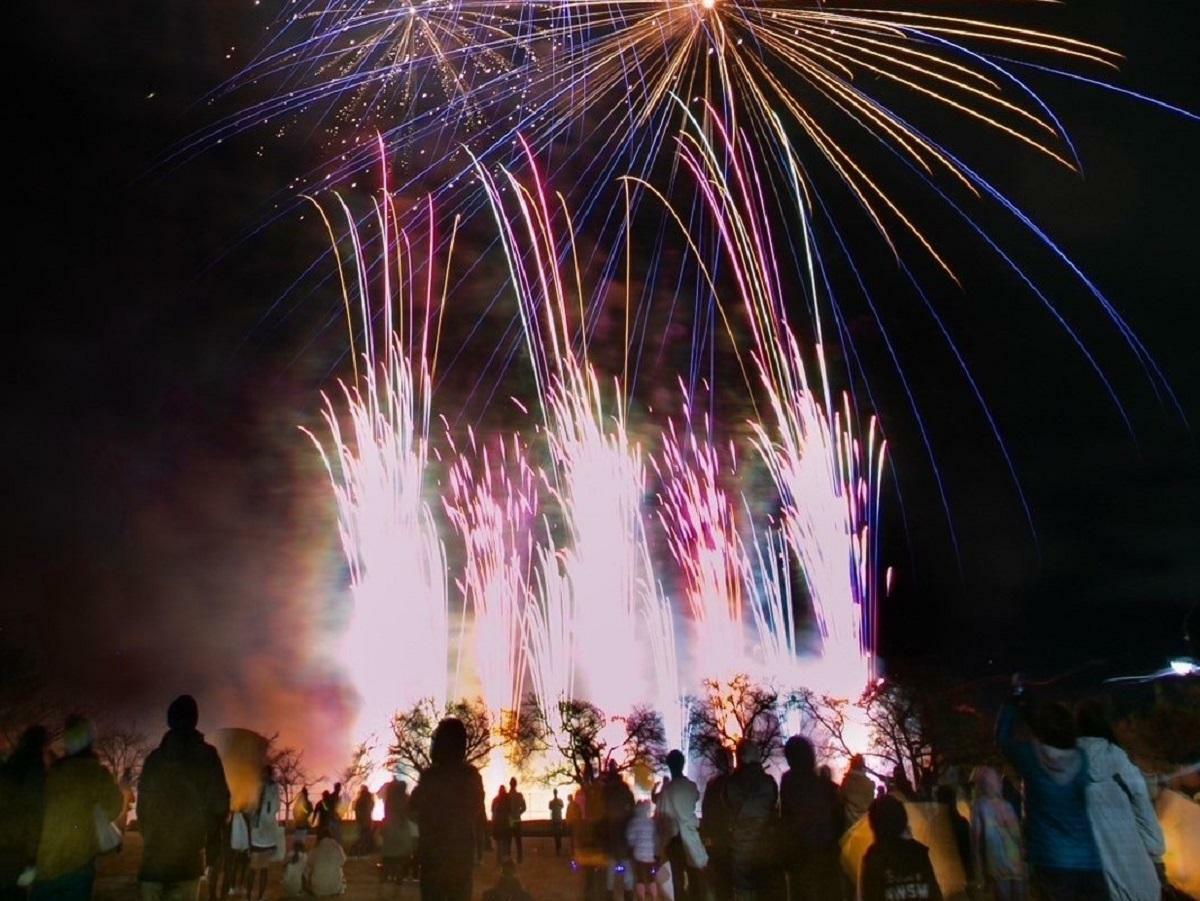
[34,751,123,881]
[137,728,230,883]
[1076,736,1164,901]
[996,702,1100,871]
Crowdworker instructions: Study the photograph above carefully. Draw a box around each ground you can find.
[96,833,579,901]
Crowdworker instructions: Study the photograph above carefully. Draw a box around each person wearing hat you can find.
[137,695,231,901]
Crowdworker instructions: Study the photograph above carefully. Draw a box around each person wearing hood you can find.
[779,736,841,901]
[838,755,874,832]
[1074,701,1164,901]
[408,718,487,901]
[137,695,231,901]
[996,680,1103,900]
[969,766,1026,901]
[31,716,123,901]
[655,750,707,901]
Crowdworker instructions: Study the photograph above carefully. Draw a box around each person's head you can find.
[167,694,199,732]
[934,785,957,807]
[666,749,686,778]
[509,777,517,790]
[552,788,559,798]
[818,765,833,782]
[1033,701,1077,750]
[582,760,595,784]
[262,764,274,782]
[784,736,816,774]
[430,717,468,766]
[735,739,762,769]
[62,715,95,756]
[848,754,866,772]
[396,780,407,794]
[322,791,331,802]
[867,795,908,843]
[358,785,369,796]
[1075,699,1117,744]
[8,725,49,769]
[333,782,342,793]
[497,784,507,796]
[300,787,310,798]
[605,759,620,781]
[971,766,1002,799]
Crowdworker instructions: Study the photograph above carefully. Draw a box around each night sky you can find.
[7,3,1200,767]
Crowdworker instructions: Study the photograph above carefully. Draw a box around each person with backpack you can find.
[31,717,123,901]
[137,695,231,901]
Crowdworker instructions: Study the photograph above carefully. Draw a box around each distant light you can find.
[1169,657,1199,677]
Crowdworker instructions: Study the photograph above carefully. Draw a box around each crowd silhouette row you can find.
[0,683,1179,901]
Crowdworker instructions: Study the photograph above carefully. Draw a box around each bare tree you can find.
[534,699,666,784]
[388,697,494,778]
[341,740,378,805]
[266,743,312,820]
[94,723,151,783]
[689,675,783,770]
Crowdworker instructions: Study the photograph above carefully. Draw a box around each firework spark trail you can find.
[303,179,452,759]
[476,147,680,722]
[443,431,538,718]
[649,113,887,699]
[212,0,1126,277]
[653,400,750,687]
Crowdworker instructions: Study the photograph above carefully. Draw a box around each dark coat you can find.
[860,838,943,901]
[723,763,781,891]
[0,754,46,884]
[410,762,487,874]
[137,728,230,883]
[779,769,842,859]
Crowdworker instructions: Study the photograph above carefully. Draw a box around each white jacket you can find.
[1077,737,1164,901]
[655,775,708,868]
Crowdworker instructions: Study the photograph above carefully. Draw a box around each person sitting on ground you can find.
[32,716,124,901]
[306,835,346,897]
[860,795,943,901]
[624,800,658,900]
[280,842,307,898]
[970,766,1027,901]
[840,755,876,831]
[481,860,532,901]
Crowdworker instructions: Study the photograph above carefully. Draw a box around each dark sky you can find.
[6,3,1199,765]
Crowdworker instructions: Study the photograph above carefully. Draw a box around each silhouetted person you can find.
[888,766,914,802]
[481,860,532,901]
[0,725,48,901]
[507,778,526,864]
[409,718,487,901]
[292,787,312,842]
[1074,700,1164,901]
[700,748,735,901]
[380,776,407,824]
[601,761,635,899]
[491,785,512,863]
[723,740,782,900]
[33,716,123,901]
[655,750,706,901]
[328,783,343,843]
[312,791,334,840]
[860,796,942,901]
[352,786,375,855]
[780,736,841,901]
[549,789,564,856]
[138,696,230,901]
[935,785,973,885]
[997,679,1103,900]
[839,755,874,832]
